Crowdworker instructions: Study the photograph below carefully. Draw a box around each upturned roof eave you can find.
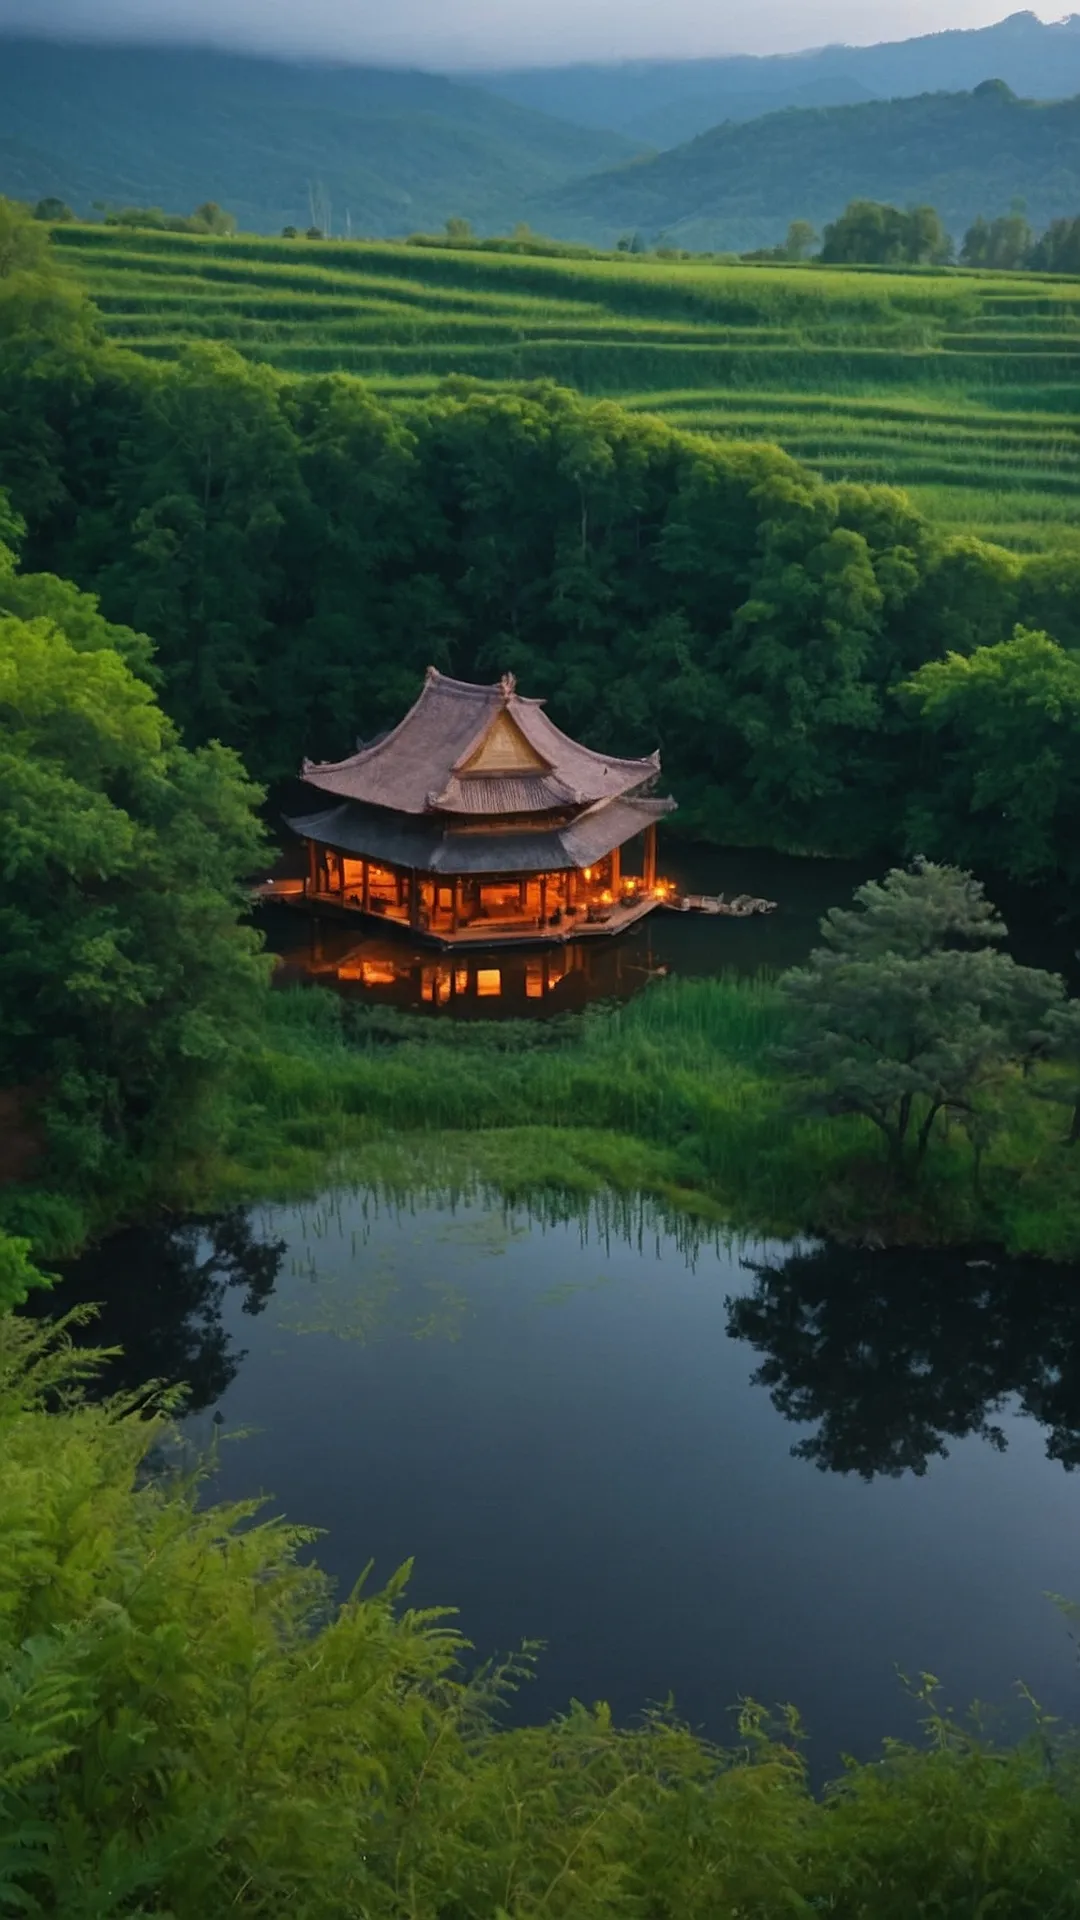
[299,667,666,816]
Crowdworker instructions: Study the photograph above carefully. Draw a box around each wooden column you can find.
[539,874,548,927]
[361,859,371,914]
[610,845,621,893]
[643,824,657,891]
[518,878,529,912]
[307,838,317,898]
[337,854,346,898]
[409,870,421,931]
[451,877,460,936]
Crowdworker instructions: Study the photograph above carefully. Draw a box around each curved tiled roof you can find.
[300,667,663,817]
[285,794,676,876]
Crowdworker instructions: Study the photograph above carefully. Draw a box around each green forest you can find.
[6,31,1080,251]
[52,218,1080,555]
[536,81,1080,253]
[6,194,1080,1913]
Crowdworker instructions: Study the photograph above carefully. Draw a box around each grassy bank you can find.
[172,977,1080,1260]
[54,224,1080,553]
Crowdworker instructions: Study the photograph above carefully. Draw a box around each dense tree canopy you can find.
[0,528,269,1200]
[820,200,953,266]
[901,629,1080,884]
[0,213,1079,878]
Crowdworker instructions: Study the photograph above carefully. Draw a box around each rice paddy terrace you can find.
[55,224,1080,553]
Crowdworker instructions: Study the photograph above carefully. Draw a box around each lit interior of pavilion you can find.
[265,667,677,951]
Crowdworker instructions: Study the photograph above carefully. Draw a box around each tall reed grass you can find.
[201,979,1080,1260]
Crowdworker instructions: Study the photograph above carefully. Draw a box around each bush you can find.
[4,1310,1080,1916]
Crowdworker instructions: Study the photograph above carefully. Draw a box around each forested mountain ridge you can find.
[532,84,1080,253]
[478,11,1080,144]
[0,37,639,237]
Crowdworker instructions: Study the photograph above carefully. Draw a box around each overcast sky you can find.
[0,0,1063,67]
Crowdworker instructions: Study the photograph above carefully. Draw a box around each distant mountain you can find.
[478,12,1080,147]
[529,83,1080,254]
[0,38,640,236]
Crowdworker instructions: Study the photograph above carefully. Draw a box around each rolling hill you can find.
[530,84,1080,253]
[52,223,1080,556]
[478,11,1080,145]
[0,37,639,237]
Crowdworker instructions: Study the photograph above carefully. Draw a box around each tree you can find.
[783,219,818,261]
[444,215,473,244]
[1029,215,1080,274]
[1029,999,1080,1147]
[191,200,237,235]
[0,194,96,352]
[776,863,1063,1179]
[820,199,951,267]
[0,544,271,1195]
[960,210,1033,270]
[900,628,1080,884]
[905,203,953,265]
[0,195,50,278]
[32,197,74,224]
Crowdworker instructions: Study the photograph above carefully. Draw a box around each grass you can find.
[161,977,1080,1261]
[53,224,1080,553]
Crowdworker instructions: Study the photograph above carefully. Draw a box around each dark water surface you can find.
[263,840,1080,1016]
[263,844,874,1016]
[47,1190,1080,1773]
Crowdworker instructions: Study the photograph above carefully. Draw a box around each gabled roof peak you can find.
[301,669,666,818]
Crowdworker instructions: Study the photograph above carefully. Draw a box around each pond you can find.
[42,1186,1080,1775]
[262,844,874,1017]
[263,840,1080,1017]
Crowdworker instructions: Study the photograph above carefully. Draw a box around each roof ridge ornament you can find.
[499,672,517,699]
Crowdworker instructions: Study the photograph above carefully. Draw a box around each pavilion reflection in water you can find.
[270,920,663,1017]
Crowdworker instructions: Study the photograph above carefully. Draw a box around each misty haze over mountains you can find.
[478,9,1080,144]
[1,13,1080,249]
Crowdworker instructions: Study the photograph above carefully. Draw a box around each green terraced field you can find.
[54,224,1080,552]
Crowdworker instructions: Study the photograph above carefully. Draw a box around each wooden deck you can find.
[257,881,661,949]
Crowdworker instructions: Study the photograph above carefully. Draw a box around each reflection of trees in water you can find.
[727,1242,1080,1479]
[27,1210,285,1413]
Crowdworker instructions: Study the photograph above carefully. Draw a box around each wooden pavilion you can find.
[276,668,676,948]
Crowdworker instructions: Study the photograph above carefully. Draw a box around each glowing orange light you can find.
[583,867,593,881]
[600,889,613,905]
[362,960,398,986]
[477,968,502,998]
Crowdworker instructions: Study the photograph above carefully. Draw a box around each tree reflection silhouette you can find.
[727,1242,1080,1479]
[26,1210,286,1413]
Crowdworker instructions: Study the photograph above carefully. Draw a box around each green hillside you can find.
[533,85,1080,253]
[0,37,637,238]
[54,223,1080,555]
[480,12,1080,141]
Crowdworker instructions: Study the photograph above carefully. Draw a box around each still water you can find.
[264,842,1080,1016]
[47,1188,1080,1773]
